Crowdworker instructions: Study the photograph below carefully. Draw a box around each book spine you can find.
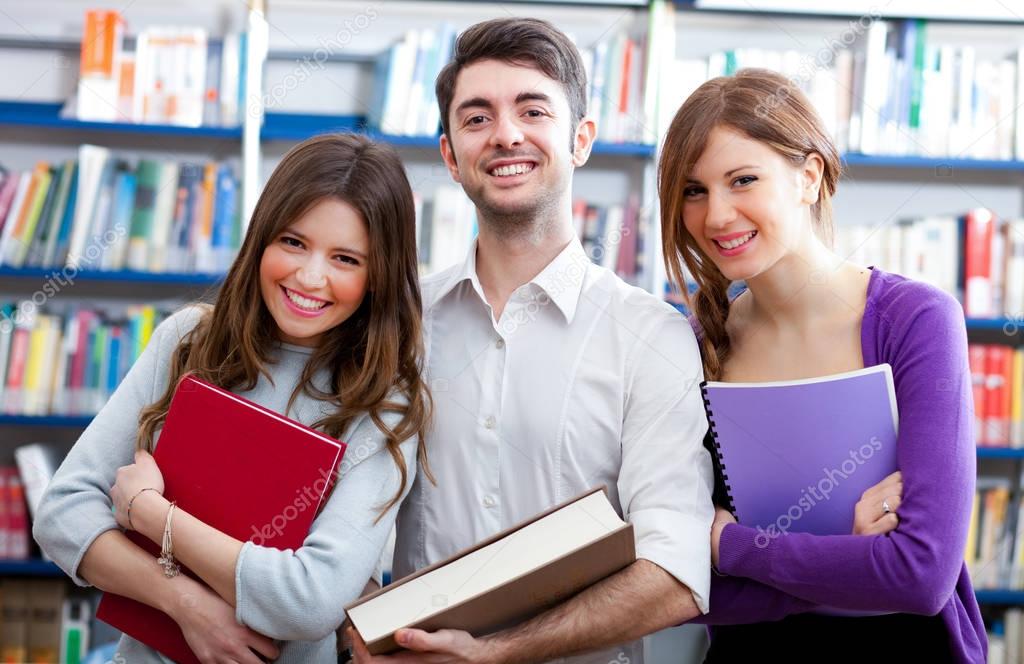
[699,382,739,520]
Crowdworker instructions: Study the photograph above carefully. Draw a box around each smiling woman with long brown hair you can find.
[34,133,431,664]
[661,69,985,663]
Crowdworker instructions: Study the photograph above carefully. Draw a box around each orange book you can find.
[80,10,122,77]
[78,10,125,121]
[6,164,46,251]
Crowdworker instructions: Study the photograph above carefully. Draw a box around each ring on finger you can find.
[882,498,892,514]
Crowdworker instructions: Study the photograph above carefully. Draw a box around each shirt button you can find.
[483,495,497,508]
[483,415,497,430]
[495,338,505,349]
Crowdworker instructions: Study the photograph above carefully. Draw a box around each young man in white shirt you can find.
[351,17,714,664]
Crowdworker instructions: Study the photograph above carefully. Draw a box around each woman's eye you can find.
[335,255,359,266]
[683,186,705,199]
[281,236,303,248]
[734,175,757,186]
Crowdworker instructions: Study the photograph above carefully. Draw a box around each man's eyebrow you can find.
[455,92,553,115]
[455,97,494,115]
[515,92,552,105]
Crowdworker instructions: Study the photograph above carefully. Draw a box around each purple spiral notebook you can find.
[701,364,899,538]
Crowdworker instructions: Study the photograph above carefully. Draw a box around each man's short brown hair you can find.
[435,18,588,142]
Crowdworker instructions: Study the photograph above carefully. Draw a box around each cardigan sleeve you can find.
[714,284,974,615]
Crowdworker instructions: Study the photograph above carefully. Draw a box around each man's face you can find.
[440,59,591,225]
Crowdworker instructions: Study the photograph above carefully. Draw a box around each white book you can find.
[0,173,32,267]
[403,29,433,136]
[14,443,60,520]
[66,145,111,269]
[220,33,241,125]
[346,488,634,655]
[1004,220,1024,319]
[381,32,418,136]
[858,20,890,155]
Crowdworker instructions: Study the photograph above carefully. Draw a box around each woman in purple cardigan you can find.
[659,68,986,663]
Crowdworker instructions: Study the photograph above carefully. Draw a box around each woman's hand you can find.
[169,581,280,664]
[711,506,738,569]
[110,450,165,530]
[853,471,902,536]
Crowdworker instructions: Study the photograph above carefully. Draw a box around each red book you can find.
[984,346,1014,445]
[96,375,346,664]
[6,469,28,559]
[964,208,995,317]
[969,344,988,443]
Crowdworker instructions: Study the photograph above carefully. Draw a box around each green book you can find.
[127,159,160,271]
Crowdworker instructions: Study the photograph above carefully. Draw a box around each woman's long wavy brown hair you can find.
[136,133,432,516]
[659,68,842,380]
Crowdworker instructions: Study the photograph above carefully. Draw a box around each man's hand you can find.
[347,626,499,664]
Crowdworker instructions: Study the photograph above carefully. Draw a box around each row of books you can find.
[412,186,647,283]
[367,22,655,145]
[664,17,1024,160]
[77,10,250,127]
[0,580,92,664]
[969,344,1024,448]
[967,481,1024,590]
[0,147,241,274]
[835,209,1024,319]
[572,196,646,283]
[0,304,166,417]
[0,468,29,561]
[989,609,1024,664]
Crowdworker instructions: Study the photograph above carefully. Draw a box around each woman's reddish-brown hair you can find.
[659,68,842,379]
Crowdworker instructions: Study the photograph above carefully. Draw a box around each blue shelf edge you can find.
[976,590,1024,604]
[842,153,1024,171]
[0,415,95,427]
[977,447,1024,459]
[0,559,65,577]
[262,112,657,157]
[0,101,243,139]
[0,266,224,285]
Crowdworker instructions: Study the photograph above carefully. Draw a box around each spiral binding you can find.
[700,381,739,522]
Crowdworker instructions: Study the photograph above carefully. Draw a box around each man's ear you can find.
[439,133,462,184]
[572,116,597,168]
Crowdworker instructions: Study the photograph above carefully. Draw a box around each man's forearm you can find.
[483,559,701,664]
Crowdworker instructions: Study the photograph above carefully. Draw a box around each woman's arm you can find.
[712,291,974,614]
[79,530,277,664]
[117,411,419,642]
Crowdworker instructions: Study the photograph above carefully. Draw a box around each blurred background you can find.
[1,0,1024,661]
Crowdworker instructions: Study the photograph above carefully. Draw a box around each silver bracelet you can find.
[157,501,181,578]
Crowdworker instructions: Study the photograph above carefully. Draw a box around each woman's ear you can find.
[801,153,825,205]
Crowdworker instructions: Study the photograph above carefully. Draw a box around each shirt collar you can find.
[426,237,590,324]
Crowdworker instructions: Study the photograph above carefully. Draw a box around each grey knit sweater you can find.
[34,307,417,663]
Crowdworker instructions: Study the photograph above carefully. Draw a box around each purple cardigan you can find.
[691,268,986,664]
